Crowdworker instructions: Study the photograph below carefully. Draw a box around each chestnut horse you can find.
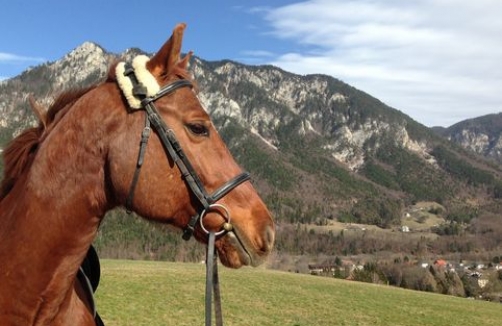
[0,24,274,325]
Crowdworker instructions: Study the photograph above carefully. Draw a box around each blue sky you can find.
[1,0,502,127]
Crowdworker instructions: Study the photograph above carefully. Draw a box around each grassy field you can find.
[95,259,502,326]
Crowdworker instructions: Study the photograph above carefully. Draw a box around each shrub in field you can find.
[401,266,437,293]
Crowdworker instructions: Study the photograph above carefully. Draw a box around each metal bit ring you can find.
[199,203,232,236]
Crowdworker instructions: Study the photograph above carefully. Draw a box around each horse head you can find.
[106,24,275,268]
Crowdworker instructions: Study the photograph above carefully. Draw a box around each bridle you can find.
[121,63,248,325]
[122,64,250,240]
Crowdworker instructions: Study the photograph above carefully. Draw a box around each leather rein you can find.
[121,64,248,325]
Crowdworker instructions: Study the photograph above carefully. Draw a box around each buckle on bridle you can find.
[182,215,199,241]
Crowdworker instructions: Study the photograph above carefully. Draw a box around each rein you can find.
[206,232,223,326]
[120,61,248,325]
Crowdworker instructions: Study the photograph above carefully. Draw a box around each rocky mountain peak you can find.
[65,41,105,60]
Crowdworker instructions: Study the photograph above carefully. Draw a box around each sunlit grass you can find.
[96,260,502,326]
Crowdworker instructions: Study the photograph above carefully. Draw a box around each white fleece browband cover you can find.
[116,55,160,109]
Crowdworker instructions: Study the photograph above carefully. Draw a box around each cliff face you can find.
[436,113,502,163]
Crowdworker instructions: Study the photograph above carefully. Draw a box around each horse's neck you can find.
[0,108,108,324]
[0,185,102,324]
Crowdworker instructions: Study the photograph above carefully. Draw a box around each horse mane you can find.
[0,86,96,199]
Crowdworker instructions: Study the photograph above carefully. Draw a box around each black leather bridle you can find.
[122,64,250,241]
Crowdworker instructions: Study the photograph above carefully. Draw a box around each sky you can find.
[1,0,501,127]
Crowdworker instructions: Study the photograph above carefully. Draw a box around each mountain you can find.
[435,113,502,164]
[2,42,502,262]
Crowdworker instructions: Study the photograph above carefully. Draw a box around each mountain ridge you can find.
[434,112,502,164]
[1,40,502,235]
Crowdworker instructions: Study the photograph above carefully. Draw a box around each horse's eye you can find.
[187,123,209,137]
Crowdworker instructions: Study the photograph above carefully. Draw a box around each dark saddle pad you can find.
[80,245,101,292]
[78,245,104,326]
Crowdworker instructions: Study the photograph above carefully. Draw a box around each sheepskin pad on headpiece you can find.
[116,55,160,109]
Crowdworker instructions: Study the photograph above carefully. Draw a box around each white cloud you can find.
[258,0,502,126]
[0,52,45,63]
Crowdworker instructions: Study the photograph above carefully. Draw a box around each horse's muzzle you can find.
[218,222,275,268]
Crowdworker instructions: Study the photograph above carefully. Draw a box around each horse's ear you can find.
[147,23,186,77]
[178,50,193,70]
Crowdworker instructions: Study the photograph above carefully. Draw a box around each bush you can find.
[401,266,437,293]
[349,262,389,284]
[482,271,502,294]
[430,267,465,297]
[461,273,482,298]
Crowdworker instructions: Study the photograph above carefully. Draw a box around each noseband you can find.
[121,65,250,241]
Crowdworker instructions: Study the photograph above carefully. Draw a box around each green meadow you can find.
[95,260,501,326]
